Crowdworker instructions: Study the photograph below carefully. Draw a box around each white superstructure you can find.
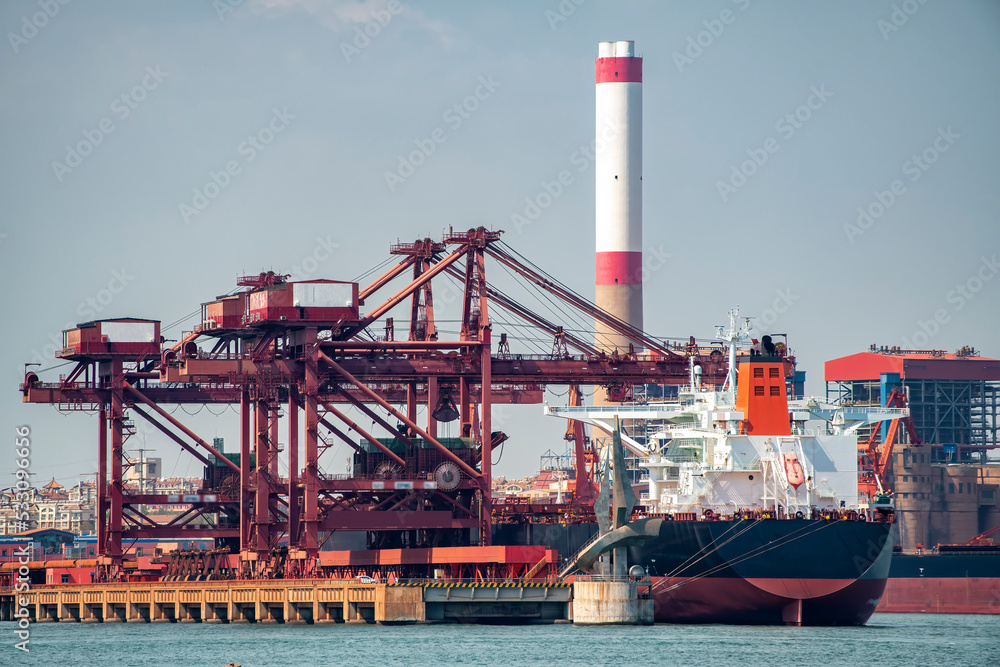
[547,313,907,516]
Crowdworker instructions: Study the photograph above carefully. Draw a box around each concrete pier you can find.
[1,579,655,624]
[1,580,584,624]
[572,578,653,625]
[2,580,423,625]
[420,581,572,622]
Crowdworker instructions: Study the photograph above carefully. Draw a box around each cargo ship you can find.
[495,312,902,625]
[876,543,1000,614]
[497,515,894,625]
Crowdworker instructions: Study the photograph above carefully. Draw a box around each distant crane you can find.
[858,387,921,498]
[966,524,1000,547]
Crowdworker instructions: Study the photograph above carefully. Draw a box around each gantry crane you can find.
[21,228,795,580]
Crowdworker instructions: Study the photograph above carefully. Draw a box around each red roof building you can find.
[826,346,1000,383]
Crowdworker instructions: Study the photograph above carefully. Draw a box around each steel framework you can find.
[827,377,999,461]
[21,228,787,580]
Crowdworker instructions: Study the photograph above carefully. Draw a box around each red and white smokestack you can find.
[595,40,642,354]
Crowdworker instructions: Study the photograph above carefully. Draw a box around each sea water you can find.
[1,613,995,666]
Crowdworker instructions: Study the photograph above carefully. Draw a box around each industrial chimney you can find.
[595,40,643,358]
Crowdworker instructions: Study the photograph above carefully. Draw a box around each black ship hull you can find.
[495,518,894,625]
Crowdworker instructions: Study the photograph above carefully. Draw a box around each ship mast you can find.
[716,307,752,405]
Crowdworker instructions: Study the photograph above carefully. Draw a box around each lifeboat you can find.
[783,452,805,489]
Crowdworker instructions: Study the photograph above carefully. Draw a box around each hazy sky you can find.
[2,0,999,485]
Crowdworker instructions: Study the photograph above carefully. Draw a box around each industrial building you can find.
[826,346,1000,549]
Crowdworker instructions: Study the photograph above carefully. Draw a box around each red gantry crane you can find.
[21,228,796,580]
[858,387,922,498]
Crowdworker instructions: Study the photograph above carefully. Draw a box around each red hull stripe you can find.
[648,575,885,625]
[877,577,1000,615]
[597,251,642,285]
[596,57,642,84]
[743,577,855,599]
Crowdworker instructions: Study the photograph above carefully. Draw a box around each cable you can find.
[657,520,830,591]
[162,284,245,335]
[497,260,587,335]
[495,258,616,352]
[659,518,760,580]
[496,241,630,350]
[483,284,568,355]
[352,255,398,284]
[653,520,836,594]
[492,439,505,466]
[35,361,74,374]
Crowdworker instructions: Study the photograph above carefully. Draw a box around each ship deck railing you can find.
[556,528,612,578]
[550,405,679,414]
[393,577,565,586]
[321,473,436,481]
[573,575,652,583]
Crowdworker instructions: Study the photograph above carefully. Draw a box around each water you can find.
[2,614,996,666]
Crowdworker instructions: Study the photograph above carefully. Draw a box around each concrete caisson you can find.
[572,580,653,625]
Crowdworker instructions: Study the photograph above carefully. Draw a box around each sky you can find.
[2,0,999,487]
